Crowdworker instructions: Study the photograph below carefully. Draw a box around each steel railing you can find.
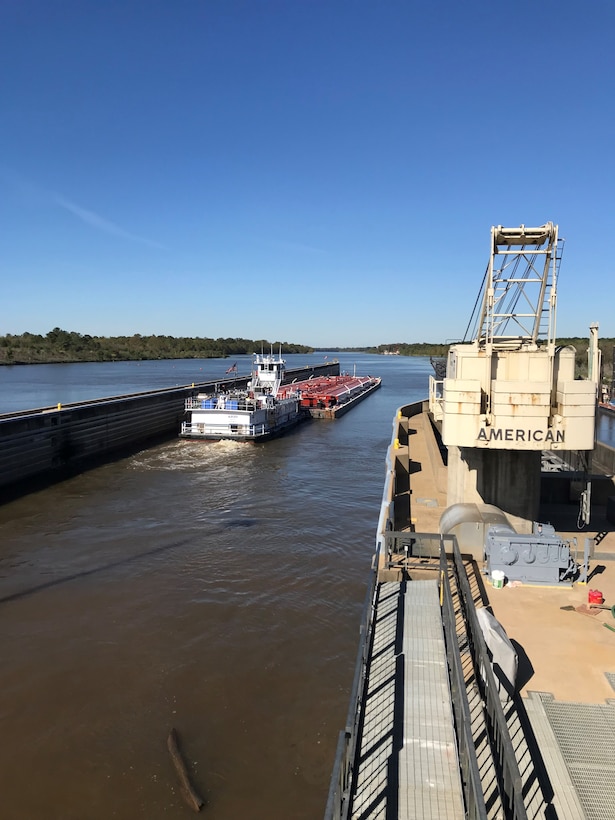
[323,566,378,820]
[447,534,527,820]
[439,539,488,820]
[185,397,255,411]
[383,530,442,569]
[325,532,528,820]
[180,422,267,438]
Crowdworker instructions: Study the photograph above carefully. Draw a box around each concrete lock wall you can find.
[447,445,541,533]
[0,362,338,501]
[0,388,188,494]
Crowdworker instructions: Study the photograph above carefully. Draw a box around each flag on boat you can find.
[225,362,237,373]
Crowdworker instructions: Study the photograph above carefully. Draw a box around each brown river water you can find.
[0,354,432,819]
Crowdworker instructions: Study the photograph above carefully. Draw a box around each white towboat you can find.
[180,352,307,441]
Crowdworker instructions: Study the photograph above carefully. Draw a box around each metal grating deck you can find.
[350,580,465,819]
[527,692,615,820]
[351,582,401,819]
[400,580,464,819]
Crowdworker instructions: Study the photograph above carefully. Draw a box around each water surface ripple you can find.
[2,353,611,818]
[0,354,431,819]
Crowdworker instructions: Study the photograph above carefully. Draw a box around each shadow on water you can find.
[0,536,195,605]
[221,518,258,529]
[0,353,433,819]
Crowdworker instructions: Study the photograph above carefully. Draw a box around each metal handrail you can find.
[184,397,253,411]
[326,533,528,820]
[383,530,442,571]
[439,540,488,820]
[323,563,378,820]
[185,394,300,412]
[180,422,268,438]
[448,535,527,820]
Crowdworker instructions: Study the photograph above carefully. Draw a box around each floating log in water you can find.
[167,728,204,812]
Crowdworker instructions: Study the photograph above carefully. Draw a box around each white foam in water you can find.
[129,438,250,471]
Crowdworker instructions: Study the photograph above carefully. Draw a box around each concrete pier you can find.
[447,445,542,533]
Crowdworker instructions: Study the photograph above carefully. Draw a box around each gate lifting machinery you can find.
[431,223,600,584]
[484,522,576,585]
[430,222,598,452]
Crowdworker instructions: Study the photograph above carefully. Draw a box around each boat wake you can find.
[128,438,251,472]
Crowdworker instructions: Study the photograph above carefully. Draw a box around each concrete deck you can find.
[406,410,447,533]
[484,505,615,704]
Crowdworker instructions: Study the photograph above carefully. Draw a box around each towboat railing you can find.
[180,422,269,438]
[185,396,297,412]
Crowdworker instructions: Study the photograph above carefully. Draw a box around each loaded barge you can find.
[280,373,381,419]
[326,223,615,820]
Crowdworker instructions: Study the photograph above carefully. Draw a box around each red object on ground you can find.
[588,589,604,604]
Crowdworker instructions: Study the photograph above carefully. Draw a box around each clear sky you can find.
[1,1,613,347]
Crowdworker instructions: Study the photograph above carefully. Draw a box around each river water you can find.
[1,354,612,820]
[0,353,432,820]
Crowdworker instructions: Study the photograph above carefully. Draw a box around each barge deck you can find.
[279,374,382,419]
[305,377,381,419]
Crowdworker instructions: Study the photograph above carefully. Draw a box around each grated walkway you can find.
[525,691,615,820]
[350,580,465,819]
[350,582,400,819]
[400,580,465,819]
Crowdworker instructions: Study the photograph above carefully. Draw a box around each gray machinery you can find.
[484,521,576,585]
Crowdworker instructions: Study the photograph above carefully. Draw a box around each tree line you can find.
[365,342,450,357]
[0,329,313,364]
[1,330,613,383]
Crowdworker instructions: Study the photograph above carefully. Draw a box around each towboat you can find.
[180,352,307,441]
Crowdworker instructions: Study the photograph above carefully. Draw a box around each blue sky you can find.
[1,0,614,347]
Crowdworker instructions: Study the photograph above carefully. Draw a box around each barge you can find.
[279,374,381,419]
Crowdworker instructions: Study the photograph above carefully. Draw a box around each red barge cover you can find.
[279,374,380,408]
